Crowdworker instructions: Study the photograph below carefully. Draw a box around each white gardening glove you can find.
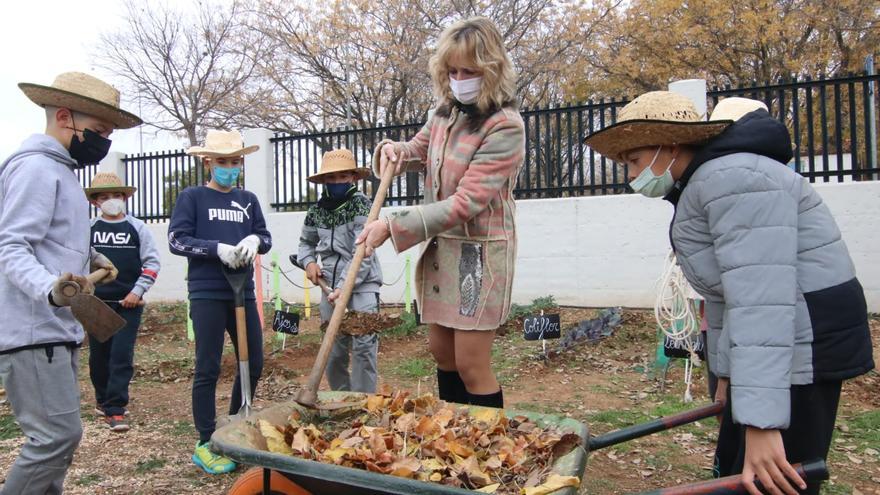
[235,235,261,266]
[217,243,242,268]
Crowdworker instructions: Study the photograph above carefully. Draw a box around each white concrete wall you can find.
[144,181,880,311]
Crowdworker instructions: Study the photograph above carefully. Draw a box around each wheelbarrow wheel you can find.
[228,467,312,495]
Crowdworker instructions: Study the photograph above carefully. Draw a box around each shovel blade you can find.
[70,294,125,343]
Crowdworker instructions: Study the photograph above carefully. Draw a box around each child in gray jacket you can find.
[297,149,383,393]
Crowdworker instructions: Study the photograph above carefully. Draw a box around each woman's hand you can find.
[714,377,729,418]
[742,427,806,495]
[356,219,391,257]
[305,262,321,285]
[380,143,404,176]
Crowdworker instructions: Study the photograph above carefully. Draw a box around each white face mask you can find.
[99,198,126,216]
[629,146,676,198]
[449,76,482,105]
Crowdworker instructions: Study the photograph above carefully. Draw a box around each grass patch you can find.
[74,473,103,486]
[166,419,194,437]
[507,295,559,321]
[390,357,433,379]
[134,457,166,474]
[844,409,880,446]
[0,413,20,440]
[385,312,423,338]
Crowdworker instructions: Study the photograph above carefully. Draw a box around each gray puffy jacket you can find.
[297,190,382,294]
[667,110,874,429]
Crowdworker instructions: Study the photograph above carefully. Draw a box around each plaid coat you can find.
[373,106,525,330]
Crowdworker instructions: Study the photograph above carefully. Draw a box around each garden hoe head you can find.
[60,269,125,343]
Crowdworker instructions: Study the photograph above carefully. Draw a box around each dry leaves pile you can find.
[258,391,582,494]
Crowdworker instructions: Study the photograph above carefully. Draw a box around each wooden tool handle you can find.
[60,268,111,298]
[235,306,249,362]
[87,268,111,285]
[315,277,333,296]
[298,161,396,407]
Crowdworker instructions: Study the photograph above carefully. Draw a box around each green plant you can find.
[385,312,421,337]
[74,473,102,486]
[135,457,166,474]
[391,357,432,379]
[0,413,20,441]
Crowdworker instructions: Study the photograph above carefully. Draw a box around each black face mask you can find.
[68,128,112,168]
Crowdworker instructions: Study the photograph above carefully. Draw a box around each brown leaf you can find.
[551,433,583,460]
[389,457,422,478]
[523,474,580,495]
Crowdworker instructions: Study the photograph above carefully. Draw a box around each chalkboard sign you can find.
[663,332,705,360]
[523,314,561,341]
[272,310,300,335]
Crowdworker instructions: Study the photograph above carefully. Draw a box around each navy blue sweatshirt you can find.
[167,186,272,299]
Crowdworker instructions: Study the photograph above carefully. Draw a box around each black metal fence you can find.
[74,73,878,219]
[121,150,203,223]
[271,72,878,211]
[271,123,424,212]
[708,73,879,182]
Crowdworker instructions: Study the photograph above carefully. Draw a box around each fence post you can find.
[242,128,275,212]
[669,79,708,119]
[99,151,126,180]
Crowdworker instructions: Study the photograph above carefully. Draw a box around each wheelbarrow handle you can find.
[631,459,828,495]
[588,401,724,451]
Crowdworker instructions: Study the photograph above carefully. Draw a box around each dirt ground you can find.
[1,304,878,494]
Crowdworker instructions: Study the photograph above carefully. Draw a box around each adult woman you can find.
[357,17,524,408]
[585,91,873,495]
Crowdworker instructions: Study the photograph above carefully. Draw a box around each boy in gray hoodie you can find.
[0,72,141,493]
[297,149,383,393]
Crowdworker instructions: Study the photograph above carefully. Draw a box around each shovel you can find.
[288,255,333,297]
[296,159,396,409]
[60,268,126,343]
[222,263,255,419]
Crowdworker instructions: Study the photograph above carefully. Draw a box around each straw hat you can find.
[19,72,142,129]
[584,91,732,161]
[84,172,136,199]
[187,130,259,158]
[308,149,373,184]
[710,97,768,122]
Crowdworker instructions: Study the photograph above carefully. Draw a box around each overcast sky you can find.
[0,0,185,160]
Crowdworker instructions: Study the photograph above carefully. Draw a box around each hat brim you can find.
[19,83,143,130]
[308,167,373,184]
[187,145,260,158]
[84,185,137,198]
[584,119,732,161]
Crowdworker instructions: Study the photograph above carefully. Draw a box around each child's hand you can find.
[305,262,321,285]
[356,219,391,257]
[743,427,806,495]
[327,288,341,304]
[120,292,141,308]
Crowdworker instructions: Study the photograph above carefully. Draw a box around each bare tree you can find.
[95,0,268,145]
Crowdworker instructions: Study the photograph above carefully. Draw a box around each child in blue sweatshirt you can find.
[86,172,161,433]
[167,130,272,474]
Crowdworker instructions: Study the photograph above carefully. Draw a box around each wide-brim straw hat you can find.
[709,97,768,122]
[19,72,142,129]
[308,149,373,184]
[584,91,732,161]
[84,172,136,199]
[187,130,259,158]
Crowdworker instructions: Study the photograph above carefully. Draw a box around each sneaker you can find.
[192,441,236,474]
[95,405,129,417]
[105,415,130,433]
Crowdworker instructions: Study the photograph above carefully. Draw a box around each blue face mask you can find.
[325,182,353,198]
[212,166,241,188]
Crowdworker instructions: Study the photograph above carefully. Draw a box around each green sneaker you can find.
[192,441,236,474]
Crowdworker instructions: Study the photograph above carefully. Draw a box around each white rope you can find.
[654,250,701,402]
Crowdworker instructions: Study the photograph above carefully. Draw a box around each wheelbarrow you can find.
[211,394,828,495]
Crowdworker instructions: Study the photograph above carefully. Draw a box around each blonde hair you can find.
[428,17,517,114]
